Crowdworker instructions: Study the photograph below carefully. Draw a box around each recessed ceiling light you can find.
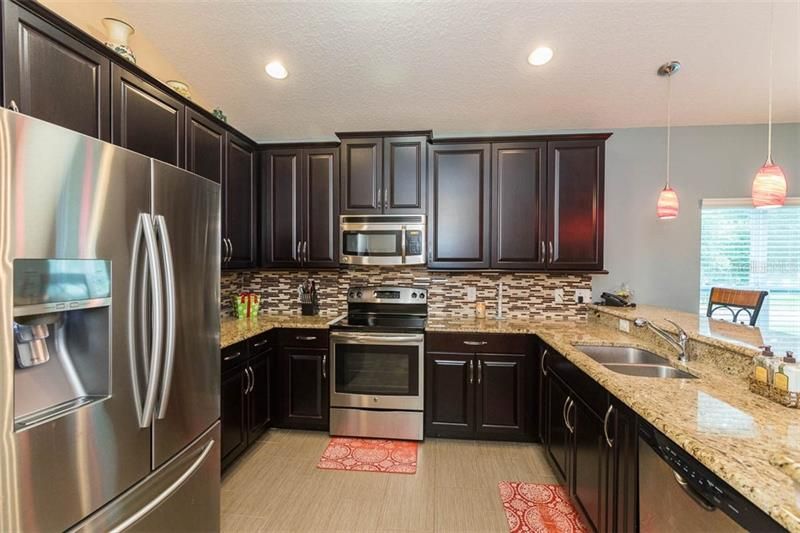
[528,47,553,66]
[265,61,288,80]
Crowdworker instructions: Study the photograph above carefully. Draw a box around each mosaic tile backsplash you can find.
[222,268,591,321]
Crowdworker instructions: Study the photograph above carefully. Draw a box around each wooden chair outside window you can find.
[706,287,768,326]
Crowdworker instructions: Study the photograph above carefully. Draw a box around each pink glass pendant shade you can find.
[656,186,679,219]
[752,162,787,208]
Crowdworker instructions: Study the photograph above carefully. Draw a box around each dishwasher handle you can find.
[672,471,716,511]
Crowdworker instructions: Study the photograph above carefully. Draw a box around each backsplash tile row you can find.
[222,268,592,321]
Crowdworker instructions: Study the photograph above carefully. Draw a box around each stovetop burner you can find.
[332,285,428,333]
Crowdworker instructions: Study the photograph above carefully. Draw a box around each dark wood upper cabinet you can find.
[428,143,491,269]
[111,65,184,166]
[491,142,546,269]
[262,148,302,267]
[383,136,427,213]
[340,138,382,213]
[546,140,604,271]
[2,2,109,140]
[224,134,256,268]
[302,147,339,267]
[185,108,225,184]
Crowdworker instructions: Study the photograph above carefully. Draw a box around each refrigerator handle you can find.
[108,439,215,533]
[139,213,165,428]
[127,214,145,424]
[155,215,177,420]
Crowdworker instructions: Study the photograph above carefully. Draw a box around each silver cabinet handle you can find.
[477,360,482,384]
[253,339,269,348]
[469,360,474,384]
[548,241,554,263]
[541,349,548,376]
[303,240,308,263]
[562,396,570,429]
[540,241,545,261]
[296,335,317,341]
[139,213,164,429]
[9,100,19,112]
[296,241,302,263]
[248,366,255,394]
[244,367,252,395]
[228,239,234,262]
[322,354,327,380]
[109,439,215,533]
[223,351,241,361]
[463,340,488,346]
[155,215,177,420]
[603,404,614,448]
[566,399,575,434]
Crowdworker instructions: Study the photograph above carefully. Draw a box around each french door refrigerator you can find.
[0,109,221,532]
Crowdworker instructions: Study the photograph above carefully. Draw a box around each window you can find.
[699,199,800,350]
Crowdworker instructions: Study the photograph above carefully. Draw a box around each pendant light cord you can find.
[666,71,672,188]
[767,1,774,163]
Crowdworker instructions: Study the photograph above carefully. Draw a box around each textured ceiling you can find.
[108,1,800,142]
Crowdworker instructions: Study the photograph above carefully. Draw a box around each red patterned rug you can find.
[317,437,417,474]
[498,481,588,533]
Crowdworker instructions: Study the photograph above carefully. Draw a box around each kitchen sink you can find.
[575,345,697,379]
[575,345,669,365]
[602,363,697,379]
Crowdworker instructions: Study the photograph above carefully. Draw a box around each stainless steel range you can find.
[329,286,427,441]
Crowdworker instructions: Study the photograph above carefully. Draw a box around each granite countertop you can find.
[220,308,800,529]
[220,314,342,348]
[429,314,800,531]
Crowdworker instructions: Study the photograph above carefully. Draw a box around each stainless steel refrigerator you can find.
[0,109,221,532]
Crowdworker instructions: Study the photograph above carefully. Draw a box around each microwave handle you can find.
[401,225,407,264]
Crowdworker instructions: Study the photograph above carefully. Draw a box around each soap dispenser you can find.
[753,345,775,384]
[775,351,799,393]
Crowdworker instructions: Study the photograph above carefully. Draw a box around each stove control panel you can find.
[347,286,427,304]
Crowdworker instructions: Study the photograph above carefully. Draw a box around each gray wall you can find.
[593,122,800,312]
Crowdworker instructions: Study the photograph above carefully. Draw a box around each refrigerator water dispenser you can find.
[12,259,112,430]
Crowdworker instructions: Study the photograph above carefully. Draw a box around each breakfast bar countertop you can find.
[220,314,342,348]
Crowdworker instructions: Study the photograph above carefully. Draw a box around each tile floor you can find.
[221,429,559,533]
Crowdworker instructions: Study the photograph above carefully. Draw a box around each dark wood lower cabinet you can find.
[425,333,534,442]
[277,331,330,430]
[220,364,247,469]
[540,342,638,533]
[247,348,273,443]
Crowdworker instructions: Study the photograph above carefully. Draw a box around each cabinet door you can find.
[340,137,383,213]
[546,140,604,271]
[475,353,530,441]
[611,400,638,533]
[572,398,610,533]
[2,2,110,139]
[302,147,339,267]
[225,134,256,268]
[221,368,247,470]
[428,143,491,268]
[185,108,225,184]
[545,374,571,484]
[279,347,329,430]
[111,65,184,165]
[262,148,302,267]
[383,136,427,214]
[492,142,546,269]
[247,350,273,444]
[425,353,474,438]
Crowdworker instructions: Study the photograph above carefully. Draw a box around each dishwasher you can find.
[639,422,781,532]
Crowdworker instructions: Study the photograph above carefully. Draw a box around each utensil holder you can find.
[299,294,319,316]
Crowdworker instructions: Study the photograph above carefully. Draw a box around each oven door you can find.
[330,332,424,411]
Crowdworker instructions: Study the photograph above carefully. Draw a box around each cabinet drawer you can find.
[278,328,328,349]
[248,331,273,355]
[426,332,530,354]
[222,341,248,373]
[543,346,607,418]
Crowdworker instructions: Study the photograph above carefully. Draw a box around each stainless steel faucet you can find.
[634,318,689,362]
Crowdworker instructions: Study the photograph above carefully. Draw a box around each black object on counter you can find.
[299,279,319,316]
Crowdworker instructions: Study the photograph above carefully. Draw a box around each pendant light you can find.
[656,61,681,220]
[752,2,787,208]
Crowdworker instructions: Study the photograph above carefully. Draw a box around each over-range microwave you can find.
[339,215,426,266]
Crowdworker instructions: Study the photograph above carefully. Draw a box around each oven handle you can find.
[330,332,424,345]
